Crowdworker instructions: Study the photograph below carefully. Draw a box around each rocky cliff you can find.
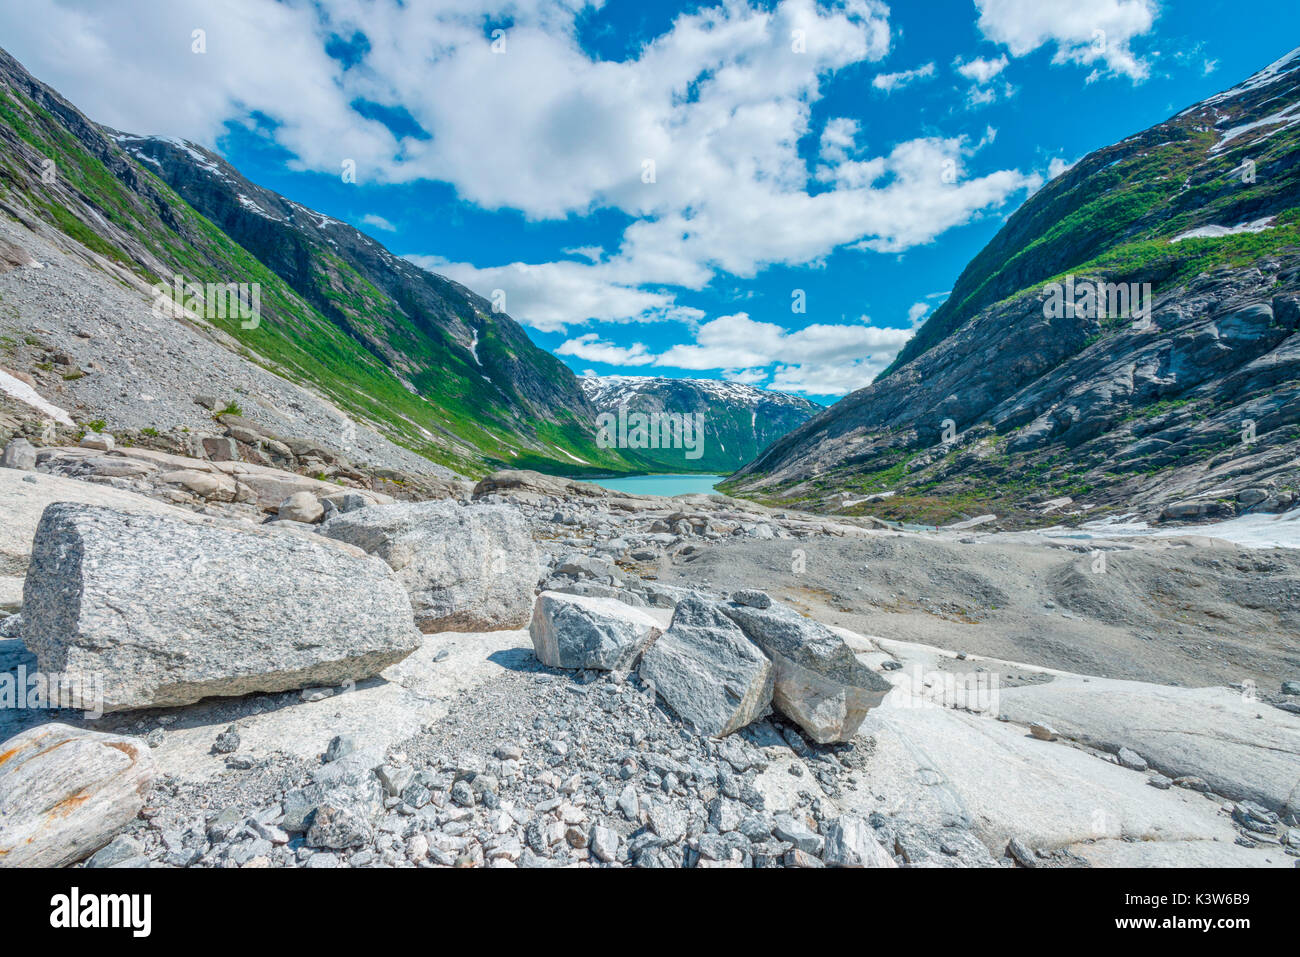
[725,47,1300,526]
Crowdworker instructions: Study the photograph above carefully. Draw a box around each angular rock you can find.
[772,812,823,855]
[822,816,897,868]
[730,588,772,609]
[21,503,420,711]
[277,491,324,524]
[0,724,154,867]
[639,597,773,737]
[78,432,114,451]
[0,438,36,471]
[1118,747,1148,771]
[160,468,238,502]
[201,435,239,461]
[321,500,542,633]
[529,590,662,671]
[719,600,892,743]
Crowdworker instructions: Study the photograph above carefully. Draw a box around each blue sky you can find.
[4,0,1298,403]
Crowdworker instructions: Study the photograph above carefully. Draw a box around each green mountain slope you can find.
[0,46,645,477]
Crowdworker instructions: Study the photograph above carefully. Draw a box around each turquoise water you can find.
[584,474,724,497]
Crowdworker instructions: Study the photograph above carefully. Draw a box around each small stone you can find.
[772,813,823,855]
[1006,837,1037,867]
[588,825,618,863]
[1029,723,1058,741]
[212,726,240,754]
[617,784,639,821]
[451,780,476,807]
[324,735,357,763]
[1117,747,1147,771]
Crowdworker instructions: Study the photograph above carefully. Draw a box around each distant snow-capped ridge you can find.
[580,375,819,411]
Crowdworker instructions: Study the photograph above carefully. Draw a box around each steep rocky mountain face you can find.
[725,48,1300,526]
[580,375,821,473]
[0,46,636,477]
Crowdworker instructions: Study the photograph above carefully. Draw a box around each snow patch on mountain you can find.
[580,375,817,412]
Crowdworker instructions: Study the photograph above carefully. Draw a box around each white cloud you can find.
[954,54,1008,84]
[974,0,1159,81]
[723,367,769,386]
[403,253,706,332]
[872,62,936,92]
[1048,156,1079,179]
[361,213,396,232]
[652,312,914,396]
[769,356,892,395]
[555,333,655,366]
[0,0,1039,335]
[907,301,929,325]
[553,311,915,396]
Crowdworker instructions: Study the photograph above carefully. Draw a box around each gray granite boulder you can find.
[530,591,662,670]
[640,597,773,737]
[321,500,541,633]
[22,503,421,712]
[720,599,891,742]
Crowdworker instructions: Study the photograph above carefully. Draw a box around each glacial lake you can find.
[583,474,725,497]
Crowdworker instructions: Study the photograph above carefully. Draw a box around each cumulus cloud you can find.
[954,54,1008,84]
[1048,156,1079,179]
[723,368,770,386]
[872,61,936,92]
[974,0,1159,81]
[2,0,1037,338]
[0,0,1052,395]
[554,310,916,396]
[555,333,655,366]
[361,213,396,232]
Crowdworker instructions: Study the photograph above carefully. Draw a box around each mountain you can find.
[580,375,819,473]
[0,46,638,477]
[724,47,1300,526]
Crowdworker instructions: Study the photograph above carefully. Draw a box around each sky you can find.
[2,0,1298,404]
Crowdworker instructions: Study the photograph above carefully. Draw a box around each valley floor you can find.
[2,458,1297,869]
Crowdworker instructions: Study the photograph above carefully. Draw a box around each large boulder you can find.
[321,501,542,633]
[529,591,663,670]
[0,724,154,867]
[720,600,891,743]
[22,503,421,712]
[640,597,773,737]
